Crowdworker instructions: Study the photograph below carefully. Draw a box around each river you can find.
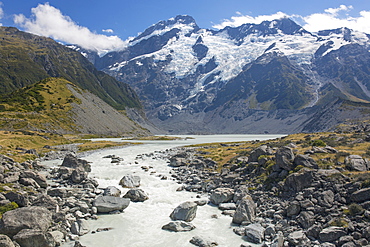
[58,134,284,247]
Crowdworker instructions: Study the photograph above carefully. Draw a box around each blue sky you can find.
[1,0,369,54]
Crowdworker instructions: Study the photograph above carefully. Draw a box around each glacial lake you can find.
[60,134,285,247]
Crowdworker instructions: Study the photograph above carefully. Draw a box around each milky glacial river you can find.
[60,134,284,247]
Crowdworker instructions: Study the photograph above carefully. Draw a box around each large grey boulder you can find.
[0,234,15,247]
[170,201,197,222]
[286,201,301,217]
[293,154,318,169]
[287,231,309,246]
[71,167,88,183]
[93,196,130,213]
[233,185,249,204]
[345,155,369,171]
[161,221,195,232]
[350,188,370,203]
[275,146,295,171]
[71,219,90,236]
[209,188,234,205]
[123,189,149,202]
[61,153,91,172]
[232,195,256,224]
[119,175,141,188]
[189,236,218,247]
[21,171,47,188]
[319,226,347,242]
[283,168,314,192]
[13,229,55,247]
[0,206,52,237]
[249,145,273,162]
[244,223,265,244]
[103,186,121,197]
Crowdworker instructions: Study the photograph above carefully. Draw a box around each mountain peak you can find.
[132,15,199,43]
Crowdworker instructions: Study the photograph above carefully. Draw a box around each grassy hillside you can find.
[0,77,81,132]
[0,27,141,110]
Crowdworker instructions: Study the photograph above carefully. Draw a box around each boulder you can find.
[71,167,88,183]
[232,195,256,225]
[119,175,141,188]
[48,231,64,246]
[249,145,273,162]
[103,186,121,197]
[297,211,315,229]
[218,203,236,210]
[271,232,284,247]
[233,185,249,204]
[31,194,59,212]
[244,223,265,244]
[209,188,234,205]
[4,191,28,207]
[61,153,91,172]
[319,226,347,242]
[293,154,318,169]
[170,201,197,222]
[275,146,295,170]
[0,234,15,247]
[283,168,315,192]
[13,229,55,247]
[287,230,309,246]
[350,188,370,203]
[189,236,218,247]
[123,189,149,202]
[21,171,48,188]
[19,178,40,188]
[93,196,130,213]
[345,155,369,171]
[0,206,52,237]
[71,219,90,236]
[169,157,187,167]
[286,201,301,217]
[161,221,195,232]
[318,190,335,207]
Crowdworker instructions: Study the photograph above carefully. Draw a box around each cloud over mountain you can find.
[13,3,127,56]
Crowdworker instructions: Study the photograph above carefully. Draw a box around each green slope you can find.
[0,27,141,110]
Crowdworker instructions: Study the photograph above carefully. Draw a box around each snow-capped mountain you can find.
[76,15,370,134]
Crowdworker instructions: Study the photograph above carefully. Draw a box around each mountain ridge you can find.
[71,15,370,134]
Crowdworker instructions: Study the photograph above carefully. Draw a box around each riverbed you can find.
[59,134,284,247]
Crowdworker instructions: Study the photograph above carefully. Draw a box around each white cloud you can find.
[102,29,114,33]
[13,3,127,55]
[213,11,288,29]
[0,2,4,26]
[213,5,370,34]
[303,5,370,33]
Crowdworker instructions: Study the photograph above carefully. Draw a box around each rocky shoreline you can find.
[164,142,370,247]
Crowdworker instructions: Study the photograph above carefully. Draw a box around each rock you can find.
[275,146,295,170]
[61,153,91,172]
[218,203,236,210]
[233,185,249,204]
[318,190,335,207]
[297,211,315,229]
[73,241,86,247]
[0,206,52,237]
[123,188,149,202]
[21,171,47,188]
[283,168,314,192]
[47,188,68,198]
[293,154,318,169]
[249,145,273,162]
[71,167,88,183]
[345,155,369,171]
[4,191,28,207]
[170,201,197,222]
[31,194,59,212]
[189,236,218,247]
[286,201,301,217]
[71,219,90,236]
[232,195,256,225]
[319,226,347,242]
[169,157,187,167]
[161,221,195,232]
[287,230,309,246]
[103,186,121,197]
[271,232,284,247]
[351,188,370,203]
[93,196,130,213]
[244,223,265,244]
[119,175,141,188]
[209,188,234,205]
[19,178,40,188]
[48,231,64,246]
[0,234,15,247]
[13,229,55,247]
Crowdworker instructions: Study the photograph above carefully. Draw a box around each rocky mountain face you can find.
[80,16,370,134]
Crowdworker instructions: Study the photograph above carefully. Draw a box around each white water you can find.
[58,134,284,247]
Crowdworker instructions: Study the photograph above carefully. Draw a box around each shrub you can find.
[347,203,364,216]
[0,202,18,217]
[311,139,326,147]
